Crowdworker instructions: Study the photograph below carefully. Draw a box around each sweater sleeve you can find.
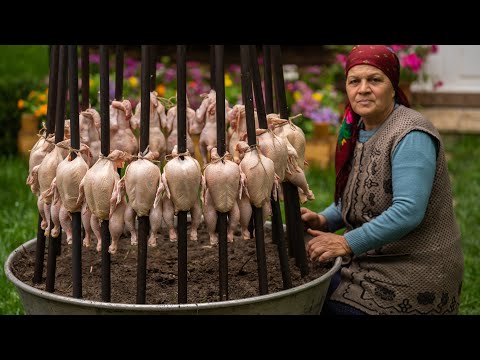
[345,130,438,255]
[319,201,344,232]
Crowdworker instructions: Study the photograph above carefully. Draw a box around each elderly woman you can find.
[301,45,464,315]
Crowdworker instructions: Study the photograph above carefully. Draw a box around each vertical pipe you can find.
[176,45,188,304]
[263,45,274,115]
[81,46,89,111]
[68,45,82,298]
[248,45,267,129]
[45,45,67,293]
[34,45,59,284]
[136,45,151,305]
[240,45,268,295]
[46,45,59,135]
[99,45,112,301]
[210,45,216,90]
[115,45,124,101]
[250,46,292,289]
[271,45,309,277]
[214,45,228,301]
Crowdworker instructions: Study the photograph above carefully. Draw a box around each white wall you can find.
[412,45,480,93]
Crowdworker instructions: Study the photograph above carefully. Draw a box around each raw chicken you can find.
[56,148,91,213]
[236,141,278,209]
[77,150,130,221]
[79,108,101,165]
[268,113,306,170]
[165,105,195,156]
[203,148,240,213]
[110,100,139,157]
[162,146,201,213]
[131,91,167,161]
[121,150,161,217]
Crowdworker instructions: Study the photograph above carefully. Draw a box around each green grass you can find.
[443,134,480,315]
[0,45,49,82]
[0,156,37,314]
[0,134,479,314]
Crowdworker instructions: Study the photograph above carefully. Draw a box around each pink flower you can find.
[336,54,347,69]
[401,53,423,74]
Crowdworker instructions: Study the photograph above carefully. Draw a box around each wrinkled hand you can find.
[300,207,327,231]
[306,228,352,263]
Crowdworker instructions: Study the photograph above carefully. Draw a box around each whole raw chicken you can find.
[268,113,306,170]
[203,148,240,213]
[77,150,130,221]
[165,104,196,156]
[131,91,167,161]
[110,100,139,156]
[162,145,201,213]
[236,141,278,209]
[56,147,91,213]
[121,150,161,217]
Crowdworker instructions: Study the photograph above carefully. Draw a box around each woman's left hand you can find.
[306,228,352,262]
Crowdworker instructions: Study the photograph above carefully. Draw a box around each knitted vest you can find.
[330,105,464,315]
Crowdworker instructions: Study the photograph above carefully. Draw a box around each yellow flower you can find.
[341,138,346,146]
[293,90,302,102]
[27,91,37,100]
[39,104,48,116]
[312,92,324,102]
[89,79,94,87]
[224,74,233,87]
[17,99,25,109]
[38,94,47,102]
[128,76,139,88]
[156,84,166,97]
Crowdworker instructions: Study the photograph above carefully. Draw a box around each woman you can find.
[301,45,464,315]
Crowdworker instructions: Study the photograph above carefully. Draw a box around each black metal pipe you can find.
[136,216,149,304]
[177,45,188,304]
[214,45,228,301]
[248,45,267,129]
[115,45,124,101]
[136,45,151,304]
[263,45,274,114]
[251,47,288,277]
[81,46,89,111]
[32,214,46,284]
[45,45,68,292]
[240,45,268,295]
[68,45,82,298]
[99,45,112,300]
[46,45,59,134]
[271,45,309,277]
[100,221,111,301]
[210,45,216,91]
[34,45,58,283]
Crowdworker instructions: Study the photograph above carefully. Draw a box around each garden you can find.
[0,45,478,314]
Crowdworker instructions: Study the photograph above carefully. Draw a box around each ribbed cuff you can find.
[344,227,369,255]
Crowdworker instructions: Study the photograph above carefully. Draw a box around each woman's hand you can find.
[300,207,328,231]
[306,228,352,263]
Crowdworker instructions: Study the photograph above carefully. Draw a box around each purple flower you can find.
[89,54,100,64]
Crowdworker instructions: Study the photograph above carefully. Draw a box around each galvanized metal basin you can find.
[5,237,341,315]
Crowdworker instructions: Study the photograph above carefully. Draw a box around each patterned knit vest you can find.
[331,105,464,315]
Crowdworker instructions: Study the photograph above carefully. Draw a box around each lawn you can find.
[0,134,479,314]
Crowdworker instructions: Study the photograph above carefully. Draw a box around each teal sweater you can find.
[320,129,438,255]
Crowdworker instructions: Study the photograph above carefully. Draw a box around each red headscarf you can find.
[334,45,410,204]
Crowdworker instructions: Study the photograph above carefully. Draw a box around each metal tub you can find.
[5,237,341,315]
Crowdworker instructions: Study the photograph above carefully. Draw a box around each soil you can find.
[11,223,332,304]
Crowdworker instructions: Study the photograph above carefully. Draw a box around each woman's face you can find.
[346,64,395,121]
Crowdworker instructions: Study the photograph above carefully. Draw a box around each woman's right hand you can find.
[300,207,328,232]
